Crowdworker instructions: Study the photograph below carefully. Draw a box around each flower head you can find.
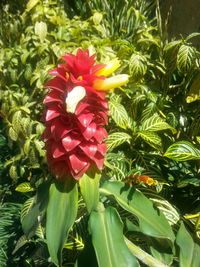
[43,49,128,180]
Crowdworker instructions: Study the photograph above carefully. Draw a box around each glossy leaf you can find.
[176,222,200,267]
[109,97,129,129]
[164,141,200,161]
[89,205,139,267]
[46,178,78,267]
[177,44,196,73]
[106,132,132,151]
[141,114,176,133]
[79,168,101,213]
[129,53,147,79]
[101,181,175,244]
[138,131,162,150]
[125,237,170,267]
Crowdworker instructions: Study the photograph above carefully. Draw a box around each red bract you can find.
[43,49,109,180]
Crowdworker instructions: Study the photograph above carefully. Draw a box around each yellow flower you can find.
[93,74,129,91]
[95,58,120,77]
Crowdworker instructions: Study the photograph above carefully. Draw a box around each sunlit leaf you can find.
[109,97,129,129]
[140,114,176,133]
[101,181,175,244]
[164,141,200,161]
[177,44,196,74]
[138,131,162,150]
[89,205,139,267]
[79,168,101,213]
[106,132,132,151]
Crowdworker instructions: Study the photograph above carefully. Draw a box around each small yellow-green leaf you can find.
[9,127,18,141]
[93,12,103,25]
[35,21,47,41]
[9,165,18,180]
[15,182,35,193]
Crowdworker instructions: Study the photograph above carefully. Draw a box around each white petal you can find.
[65,86,86,113]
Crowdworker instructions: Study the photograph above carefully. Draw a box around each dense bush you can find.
[0,0,200,266]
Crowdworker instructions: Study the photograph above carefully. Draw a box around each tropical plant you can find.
[0,0,200,266]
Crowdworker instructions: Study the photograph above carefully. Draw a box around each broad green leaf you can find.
[176,222,200,267]
[89,205,139,267]
[79,168,101,213]
[150,198,180,226]
[177,44,196,73]
[101,181,175,244]
[46,178,78,267]
[138,131,162,150]
[164,141,200,161]
[109,98,129,129]
[125,237,170,267]
[106,132,132,151]
[15,182,35,192]
[140,114,176,133]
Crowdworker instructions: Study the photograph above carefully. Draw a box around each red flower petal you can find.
[45,106,61,121]
[51,119,72,141]
[92,151,104,170]
[97,142,107,156]
[44,77,66,92]
[51,142,66,158]
[93,127,108,143]
[75,103,90,115]
[48,68,68,82]
[79,142,97,158]
[71,162,91,179]
[77,112,94,127]
[82,122,96,140]
[62,135,81,152]
[43,90,62,105]
[69,153,89,174]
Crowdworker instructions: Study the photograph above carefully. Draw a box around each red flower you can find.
[42,49,128,180]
